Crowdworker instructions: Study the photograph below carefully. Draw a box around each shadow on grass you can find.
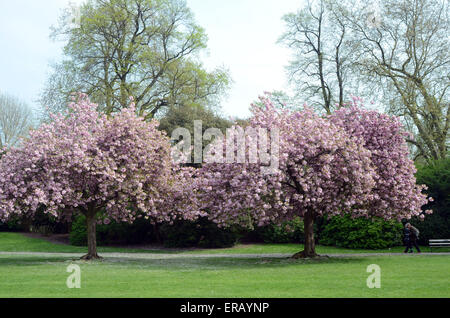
[91,254,369,270]
[0,256,74,266]
[0,254,367,270]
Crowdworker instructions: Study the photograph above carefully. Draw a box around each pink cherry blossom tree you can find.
[196,95,431,258]
[329,97,432,222]
[0,94,200,259]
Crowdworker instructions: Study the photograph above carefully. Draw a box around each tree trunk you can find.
[81,207,102,260]
[292,211,318,258]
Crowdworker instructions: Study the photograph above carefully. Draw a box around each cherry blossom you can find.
[0,94,200,259]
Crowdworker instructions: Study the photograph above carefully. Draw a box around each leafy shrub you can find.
[69,214,156,246]
[69,215,88,246]
[160,217,239,248]
[0,206,69,235]
[29,208,69,235]
[319,214,403,249]
[0,217,26,232]
[411,158,450,245]
[254,217,305,243]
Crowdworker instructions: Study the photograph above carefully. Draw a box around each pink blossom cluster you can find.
[0,93,431,232]
[329,97,432,220]
[196,95,431,228]
[0,94,201,224]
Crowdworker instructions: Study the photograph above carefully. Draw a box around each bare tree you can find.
[334,0,449,161]
[279,0,354,114]
[281,0,449,161]
[0,93,34,148]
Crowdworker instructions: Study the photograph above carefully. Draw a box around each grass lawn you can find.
[0,232,449,297]
[2,232,449,254]
[0,232,168,254]
[0,253,448,298]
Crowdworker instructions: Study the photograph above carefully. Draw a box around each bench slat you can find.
[429,239,450,251]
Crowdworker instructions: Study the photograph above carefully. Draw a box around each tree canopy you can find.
[40,0,230,119]
[0,94,200,259]
[196,95,431,257]
[280,0,449,161]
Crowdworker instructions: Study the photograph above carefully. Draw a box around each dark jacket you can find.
[403,227,411,243]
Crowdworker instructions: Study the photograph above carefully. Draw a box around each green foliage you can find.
[319,214,403,249]
[160,217,239,248]
[416,158,450,204]
[69,214,87,246]
[158,103,232,166]
[159,103,232,137]
[0,207,69,235]
[69,214,237,248]
[411,158,450,244]
[254,217,305,244]
[0,217,26,232]
[29,208,69,236]
[69,214,155,246]
[42,0,230,119]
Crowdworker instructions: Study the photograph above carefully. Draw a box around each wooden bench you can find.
[429,239,450,252]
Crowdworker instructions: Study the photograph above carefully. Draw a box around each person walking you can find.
[408,223,421,253]
[403,223,412,253]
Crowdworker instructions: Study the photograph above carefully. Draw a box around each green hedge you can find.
[254,217,305,243]
[0,206,69,235]
[69,215,238,248]
[29,208,69,235]
[410,158,450,245]
[319,214,403,249]
[0,218,26,232]
[160,217,239,248]
[69,212,404,249]
[69,214,156,246]
[69,215,88,246]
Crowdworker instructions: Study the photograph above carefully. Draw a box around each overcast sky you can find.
[0,0,304,118]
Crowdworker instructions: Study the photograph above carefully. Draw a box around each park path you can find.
[1,251,449,259]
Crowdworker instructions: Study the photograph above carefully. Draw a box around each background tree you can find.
[336,0,449,162]
[0,92,34,149]
[282,0,449,161]
[279,0,356,114]
[40,0,230,119]
[0,94,200,259]
[252,90,298,111]
[158,103,233,166]
[158,103,232,140]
